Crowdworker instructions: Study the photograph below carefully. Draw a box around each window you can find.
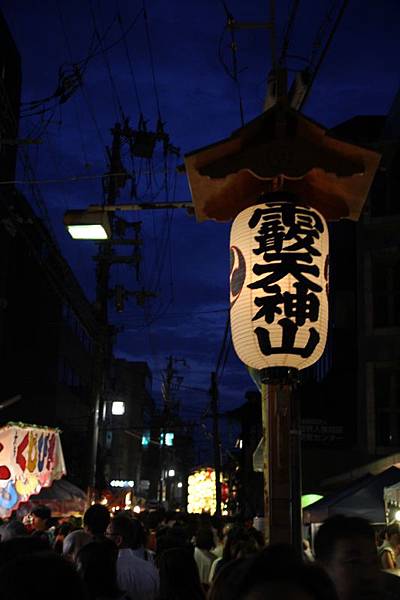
[62,303,93,352]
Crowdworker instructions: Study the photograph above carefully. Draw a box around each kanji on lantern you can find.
[230,201,329,370]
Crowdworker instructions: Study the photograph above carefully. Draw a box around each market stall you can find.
[0,422,66,518]
[27,478,87,517]
[304,466,400,526]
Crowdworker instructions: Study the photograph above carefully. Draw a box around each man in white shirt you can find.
[107,514,159,600]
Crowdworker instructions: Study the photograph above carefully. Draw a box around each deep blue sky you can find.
[2,0,400,454]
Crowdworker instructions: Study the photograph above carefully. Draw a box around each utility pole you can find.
[158,356,186,505]
[210,372,222,518]
[87,121,153,498]
[87,123,122,498]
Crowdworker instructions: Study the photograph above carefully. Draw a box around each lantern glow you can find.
[187,468,218,514]
[230,201,329,370]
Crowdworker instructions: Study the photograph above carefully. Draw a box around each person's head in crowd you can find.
[209,545,338,600]
[222,525,258,563]
[63,529,92,562]
[106,514,135,549]
[30,505,51,532]
[156,523,190,557]
[314,515,381,600]
[158,547,204,600]
[0,551,86,600]
[376,526,386,548]
[53,522,74,554]
[0,535,49,566]
[76,539,121,600]
[0,519,27,542]
[83,503,110,538]
[195,527,214,551]
[165,511,178,527]
[129,517,147,549]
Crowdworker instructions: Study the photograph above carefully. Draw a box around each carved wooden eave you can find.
[184,104,381,222]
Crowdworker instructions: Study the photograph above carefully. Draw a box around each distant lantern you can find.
[230,201,329,370]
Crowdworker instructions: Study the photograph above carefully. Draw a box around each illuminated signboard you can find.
[110,479,134,488]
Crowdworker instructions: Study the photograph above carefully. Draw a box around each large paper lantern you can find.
[230,201,329,370]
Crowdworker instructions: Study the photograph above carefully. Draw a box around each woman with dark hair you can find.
[194,527,216,586]
[158,547,205,600]
[76,539,129,600]
[378,521,400,570]
[212,525,261,580]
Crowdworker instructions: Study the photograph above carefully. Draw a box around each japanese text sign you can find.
[0,424,66,517]
[230,201,329,370]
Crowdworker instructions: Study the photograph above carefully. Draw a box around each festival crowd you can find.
[1,504,400,599]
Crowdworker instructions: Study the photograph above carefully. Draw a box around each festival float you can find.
[187,467,228,515]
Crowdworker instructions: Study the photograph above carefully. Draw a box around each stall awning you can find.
[304,466,400,524]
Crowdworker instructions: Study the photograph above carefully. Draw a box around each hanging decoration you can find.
[0,423,66,518]
[230,200,329,370]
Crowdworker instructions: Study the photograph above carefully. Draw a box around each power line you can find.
[279,0,301,66]
[55,3,107,153]
[89,1,125,121]
[0,171,129,186]
[269,0,277,70]
[142,0,162,120]
[215,314,230,380]
[299,0,349,109]
[117,7,143,117]
[218,3,245,126]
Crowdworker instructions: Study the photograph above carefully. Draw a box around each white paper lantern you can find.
[230,201,329,370]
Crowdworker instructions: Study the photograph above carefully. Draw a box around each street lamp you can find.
[111,401,125,416]
[64,209,111,240]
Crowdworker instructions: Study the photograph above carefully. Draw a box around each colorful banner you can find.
[0,423,66,518]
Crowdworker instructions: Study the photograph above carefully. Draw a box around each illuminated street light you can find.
[111,401,125,416]
[64,202,193,242]
[64,209,111,240]
[168,469,175,477]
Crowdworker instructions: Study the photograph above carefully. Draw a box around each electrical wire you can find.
[142,0,162,120]
[218,2,245,125]
[299,0,349,109]
[269,0,277,70]
[89,1,125,121]
[215,315,230,379]
[0,171,130,186]
[279,0,301,66]
[117,6,143,117]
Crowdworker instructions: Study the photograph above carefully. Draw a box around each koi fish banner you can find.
[0,423,66,517]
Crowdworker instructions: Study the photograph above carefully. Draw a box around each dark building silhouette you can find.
[0,10,98,489]
[103,360,155,493]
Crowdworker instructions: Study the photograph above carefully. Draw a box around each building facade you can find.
[0,10,98,490]
[103,360,155,496]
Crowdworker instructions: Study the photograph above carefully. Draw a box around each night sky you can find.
[2,1,400,452]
